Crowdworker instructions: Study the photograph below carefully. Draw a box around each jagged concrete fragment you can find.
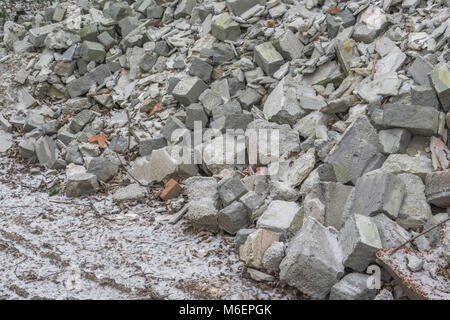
[370,154,433,180]
[87,156,120,182]
[112,183,146,202]
[425,170,450,208]
[138,137,167,157]
[262,241,284,273]
[81,41,106,63]
[326,116,381,184]
[256,200,303,238]
[174,0,196,19]
[378,129,411,154]
[411,85,440,108]
[185,177,220,230]
[279,217,344,299]
[218,201,248,235]
[286,148,316,187]
[429,64,450,112]
[66,164,99,197]
[273,29,303,60]
[226,0,264,16]
[373,213,411,248]
[408,56,432,86]
[329,273,377,300]
[254,42,284,76]
[326,9,355,38]
[239,228,280,269]
[185,103,208,130]
[350,173,406,220]
[211,13,240,41]
[397,174,431,227]
[34,136,57,168]
[340,214,382,272]
[382,103,440,136]
[172,77,208,106]
[218,175,248,206]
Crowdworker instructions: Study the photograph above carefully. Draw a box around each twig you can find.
[370,53,379,81]
[390,217,450,254]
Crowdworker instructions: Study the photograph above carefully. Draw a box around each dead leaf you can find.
[148,103,163,117]
[88,132,107,148]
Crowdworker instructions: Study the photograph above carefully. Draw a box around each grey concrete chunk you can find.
[70,110,96,133]
[378,129,411,155]
[239,228,280,269]
[340,214,382,272]
[350,173,406,220]
[138,137,167,157]
[382,103,439,136]
[373,213,411,249]
[185,176,220,230]
[174,0,196,19]
[211,13,241,41]
[329,273,377,300]
[408,56,432,86]
[411,85,440,108]
[81,41,106,63]
[172,77,208,106]
[188,57,213,83]
[262,241,285,273]
[254,42,284,76]
[112,183,146,202]
[226,0,263,16]
[218,201,248,234]
[218,175,248,206]
[326,9,355,38]
[425,170,450,208]
[429,64,450,112]
[256,200,303,238]
[279,216,344,299]
[87,156,120,182]
[273,29,303,60]
[66,164,99,197]
[397,173,431,227]
[326,116,381,184]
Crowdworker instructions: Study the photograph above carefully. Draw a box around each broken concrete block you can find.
[425,170,450,208]
[87,156,120,182]
[262,241,284,273]
[161,116,186,142]
[235,228,257,248]
[408,56,433,86]
[326,9,355,38]
[28,24,59,47]
[378,129,411,154]
[303,60,344,87]
[226,0,263,16]
[218,175,248,206]
[397,173,431,227]
[273,29,303,60]
[24,112,44,132]
[262,76,305,125]
[138,137,167,157]
[70,109,96,133]
[382,103,440,136]
[211,13,241,41]
[373,213,411,249]
[66,75,92,98]
[188,57,213,83]
[218,201,248,234]
[174,0,196,19]
[371,154,433,180]
[185,176,220,230]
[286,148,316,187]
[256,200,303,238]
[340,214,382,272]
[34,136,57,168]
[326,116,381,184]
[81,41,106,63]
[350,173,406,220]
[66,164,99,197]
[112,183,146,202]
[172,77,208,106]
[185,103,208,130]
[429,64,450,112]
[18,138,36,160]
[254,42,284,76]
[240,191,264,214]
[118,16,140,37]
[411,85,440,108]
[239,228,280,269]
[97,31,116,48]
[329,273,377,300]
[279,216,344,299]
[0,130,13,153]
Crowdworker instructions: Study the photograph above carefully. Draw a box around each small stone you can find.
[172,77,208,106]
[378,129,411,154]
[239,228,280,269]
[407,255,424,272]
[66,164,99,197]
[218,175,248,206]
[329,273,377,300]
[113,183,146,202]
[262,241,285,273]
[411,85,440,108]
[429,64,450,112]
[425,170,450,208]
[218,201,248,234]
[326,9,356,38]
[273,29,303,60]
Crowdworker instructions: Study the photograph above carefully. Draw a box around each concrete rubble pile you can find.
[0,0,449,300]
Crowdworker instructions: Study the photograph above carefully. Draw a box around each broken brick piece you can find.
[160,178,182,201]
